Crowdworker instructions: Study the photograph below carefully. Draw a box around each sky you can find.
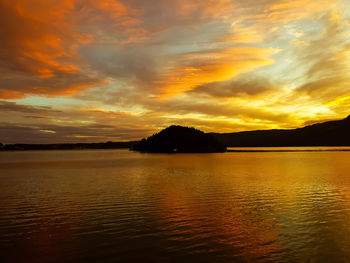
[1,0,350,143]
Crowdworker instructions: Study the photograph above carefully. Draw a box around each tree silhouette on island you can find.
[132,125,226,153]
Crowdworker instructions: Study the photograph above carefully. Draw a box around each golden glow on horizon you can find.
[40,130,56,134]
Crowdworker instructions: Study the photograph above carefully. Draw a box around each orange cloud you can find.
[0,91,26,100]
[0,0,141,99]
[264,0,338,22]
[154,47,279,98]
[0,0,87,97]
[219,26,264,44]
[175,0,235,19]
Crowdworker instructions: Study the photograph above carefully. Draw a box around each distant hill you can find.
[211,115,350,147]
[0,141,138,151]
[132,125,226,153]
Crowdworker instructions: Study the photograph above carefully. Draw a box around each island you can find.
[131,125,226,153]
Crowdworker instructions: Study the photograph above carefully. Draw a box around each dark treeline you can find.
[0,141,138,151]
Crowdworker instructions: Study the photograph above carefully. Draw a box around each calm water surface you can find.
[1,149,350,262]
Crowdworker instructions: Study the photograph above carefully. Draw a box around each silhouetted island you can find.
[132,125,226,153]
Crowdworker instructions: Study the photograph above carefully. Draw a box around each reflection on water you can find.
[1,149,350,262]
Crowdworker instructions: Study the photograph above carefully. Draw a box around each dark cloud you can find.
[0,100,60,114]
[189,76,275,98]
[0,74,103,99]
[81,45,159,87]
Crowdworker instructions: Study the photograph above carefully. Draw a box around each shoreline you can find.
[2,146,350,152]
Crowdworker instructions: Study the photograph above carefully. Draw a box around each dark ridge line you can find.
[211,114,350,147]
[227,149,350,152]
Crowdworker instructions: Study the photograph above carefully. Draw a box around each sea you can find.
[1,148,350,262]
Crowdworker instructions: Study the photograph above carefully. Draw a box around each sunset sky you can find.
[1,0,350,143]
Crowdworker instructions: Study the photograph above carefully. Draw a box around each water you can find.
[1,149,350,262]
